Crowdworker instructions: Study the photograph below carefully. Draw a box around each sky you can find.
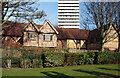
[34,2,58,26]
[7,1,87,29]
[33,2,85,27]
[8,2,58,26]
[33,2,85,28]
[7,0,119,29]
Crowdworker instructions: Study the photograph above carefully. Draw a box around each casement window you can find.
[43,35,53,41]
[27,33,36,40]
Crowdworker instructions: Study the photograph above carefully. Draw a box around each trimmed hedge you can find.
[2,51,120,68]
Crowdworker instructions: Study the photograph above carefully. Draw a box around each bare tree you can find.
[81,1,119,51]
[1,1,46,27]
[1,1,46,49]
[112,2,120,52]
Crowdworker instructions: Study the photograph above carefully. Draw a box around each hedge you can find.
[97,52,120,64]
[2,51,120,68]
[44,53,65,67]
[2,57,20,68]
[2,53,43,68]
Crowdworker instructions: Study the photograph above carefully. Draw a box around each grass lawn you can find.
[2,64,120,78]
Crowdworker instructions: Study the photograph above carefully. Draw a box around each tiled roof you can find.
[36,25,43,29]
[3,21,27,36]
[87,23,113,42]
[55,28,89,40]
[2,21,89,40]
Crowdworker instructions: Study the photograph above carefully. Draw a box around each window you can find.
[54,35,56,39]
[43,35,53,41]
[77,40,80,44]
[50,35,53,41]
[27,33,36,40]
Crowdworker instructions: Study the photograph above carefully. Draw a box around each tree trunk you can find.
[118,34,120,52]
[99,29,104,51]
[100,39,104,51]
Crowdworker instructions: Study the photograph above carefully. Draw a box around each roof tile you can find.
[3,21,89,40]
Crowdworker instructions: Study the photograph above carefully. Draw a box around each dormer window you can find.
[27,33,36,40]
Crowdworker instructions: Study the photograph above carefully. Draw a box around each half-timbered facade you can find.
[2,20,119,51]
[23,20,58,47]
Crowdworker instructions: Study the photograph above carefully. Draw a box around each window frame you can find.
[43,34,53,41]
[27,33,36,40]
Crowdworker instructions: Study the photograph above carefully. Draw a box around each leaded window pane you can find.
[43,35,53,41]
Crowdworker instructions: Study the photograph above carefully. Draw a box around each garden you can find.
[1,48,120,77]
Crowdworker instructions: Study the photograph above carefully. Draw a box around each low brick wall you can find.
[69,49,99,53]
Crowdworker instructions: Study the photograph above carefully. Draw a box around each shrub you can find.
[2,57,20,68]
[64,52,95,66]
[21,53,43,68]
[2,57,9,68]
[2,53,43,68]
[77,52,95,65]
[97,52,120,64]
[20,59,32,68]
[86,52,95,64]
[11,57,20,67]
[44,53,65,67]
[32,59,42,68]
[64,53,79,66]
[2,51,120,68]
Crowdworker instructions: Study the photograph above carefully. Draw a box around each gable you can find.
[40,20,59,34]
[107,24,118,37]
[40,22,55,33]
[24,23,36,31]
[24,21,39,32]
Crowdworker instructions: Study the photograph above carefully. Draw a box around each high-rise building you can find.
[58,0,79,28]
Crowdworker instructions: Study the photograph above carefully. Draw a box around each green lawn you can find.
[2,64,120,78]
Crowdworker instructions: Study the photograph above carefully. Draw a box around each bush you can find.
[32,59,42,68]
[2,53,43,68]
[64,53,79,66]
[20,59,32,68]
[2,57,20,68]
[78,52,95,65]
[97,52,120,64]
[44,53,65,67]
[11,57,20,67]
[64,52,95,66]
[21,53,43,68]
[2,51,120,68]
